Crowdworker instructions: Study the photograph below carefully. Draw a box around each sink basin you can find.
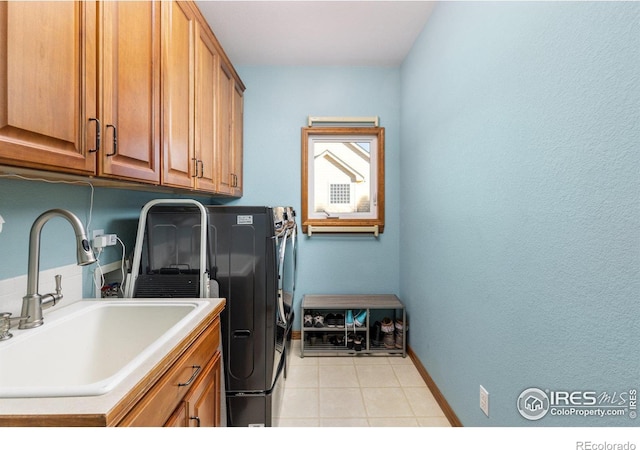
[0,299,207,398]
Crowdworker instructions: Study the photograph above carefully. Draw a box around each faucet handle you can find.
[54,274,62,295]
[0,312,30,341]
[40,274,64,311]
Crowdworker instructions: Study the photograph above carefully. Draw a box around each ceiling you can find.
[195,1,435,66]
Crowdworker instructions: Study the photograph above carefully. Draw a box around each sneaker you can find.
[354,310,367,327]
[313,313,325,328]
[325,313,337,327]
[353,334,363,351]
[303,314,313,328]
[335,313,345,328]
[346,333,355,350]
[345,310,354,328]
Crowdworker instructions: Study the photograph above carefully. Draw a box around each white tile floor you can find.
[276,340,451,427]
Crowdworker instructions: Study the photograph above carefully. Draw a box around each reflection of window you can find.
[330,183,351,204]
[302,125,385,234]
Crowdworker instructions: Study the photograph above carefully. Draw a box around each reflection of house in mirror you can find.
[313,141,371,215]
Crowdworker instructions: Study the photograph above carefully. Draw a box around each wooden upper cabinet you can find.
[215,61,234,195]
[99,1,161,183]
[231,83,244,197]
[162,0,244,196]
[215,60,243,197]
[193,21,219,193]
[161,0,196,189]
[0,1,97,174]
[0,0,244,195]
[0,1,161,183]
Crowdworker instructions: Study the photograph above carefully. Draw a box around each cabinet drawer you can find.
[118,317,220,426]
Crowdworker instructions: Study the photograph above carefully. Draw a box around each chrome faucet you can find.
[19,209,96,329]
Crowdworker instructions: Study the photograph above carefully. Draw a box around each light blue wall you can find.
[232,66,402,321]
[400,1,640,426]
[0,177,216,298]
[0,66,401,324]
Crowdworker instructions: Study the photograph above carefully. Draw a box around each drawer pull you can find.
[178,365,202,387]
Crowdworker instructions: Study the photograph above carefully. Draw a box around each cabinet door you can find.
[100,1,160,183]
[186,352,220,427]
[215,61,234,195]
[231,83,244,197]
[161,0,195,189]
[0,1,97,174]
[164,401,188,427]
[193,22,218,193]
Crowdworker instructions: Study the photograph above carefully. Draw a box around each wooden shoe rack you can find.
[300,294,406,357]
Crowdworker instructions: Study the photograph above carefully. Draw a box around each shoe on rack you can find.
[303,314,313,328]
[313,313,325,328]
[381,317,394,334]
[370,321,382,346]
[383,333,395,349]
[325,313,337,327]
[353,335,363,351]
[381,317,395,348]
[345,310,354,328]
[354,310,367,327]
[335,313,345,328]
[347,333,355,350]
[331,334,344,347]
[394,319,405,349]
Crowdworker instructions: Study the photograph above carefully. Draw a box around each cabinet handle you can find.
[191,159,204,178]
[178,365,202,387]
[190,416,201,427]
[106,124,117,157]
[88,118,101,153]
[196,159,204,178]
[231,173,238,187]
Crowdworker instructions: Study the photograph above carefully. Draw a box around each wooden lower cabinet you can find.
[117,317,221,427]
[164,353,221,427]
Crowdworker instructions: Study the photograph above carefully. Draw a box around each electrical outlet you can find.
[480,385,490,417]
[93,233,117,249]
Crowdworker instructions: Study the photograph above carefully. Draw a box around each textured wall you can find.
[0,177,212,298]
[234,66,401,322]
[400,2,640,426]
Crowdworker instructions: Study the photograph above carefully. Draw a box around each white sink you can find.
[0,299,207,398]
